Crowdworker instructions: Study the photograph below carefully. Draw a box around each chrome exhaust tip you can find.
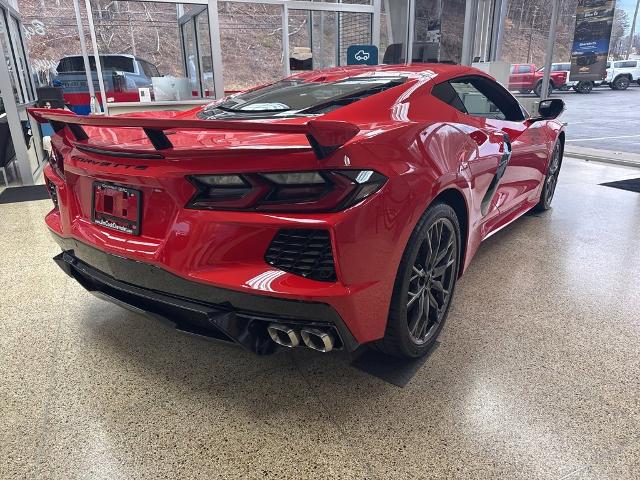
[267,324,300,348]
[301,328,335,353]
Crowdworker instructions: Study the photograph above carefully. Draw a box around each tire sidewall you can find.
[389,203,461,357]
[541,141,563,209]
[614,77,630,90]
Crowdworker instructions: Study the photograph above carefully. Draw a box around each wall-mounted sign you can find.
[570,0,616,81]
[347,45,378,66]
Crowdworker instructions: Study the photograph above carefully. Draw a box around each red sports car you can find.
[30,64,565,359]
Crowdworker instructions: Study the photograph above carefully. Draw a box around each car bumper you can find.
[52,234,359,354]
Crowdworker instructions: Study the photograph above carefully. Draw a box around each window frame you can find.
[431,75,526,122]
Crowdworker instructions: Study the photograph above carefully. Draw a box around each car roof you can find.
[288,63,478,83]
[60,54,138,60]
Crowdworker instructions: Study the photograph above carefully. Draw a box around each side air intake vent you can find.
[265,229,336,282]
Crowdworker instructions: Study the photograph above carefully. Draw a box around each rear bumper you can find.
[52,234,358,354]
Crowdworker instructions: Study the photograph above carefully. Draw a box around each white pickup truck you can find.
[603,60,640,90]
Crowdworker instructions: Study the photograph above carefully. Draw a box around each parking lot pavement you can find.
[550,85,640,154]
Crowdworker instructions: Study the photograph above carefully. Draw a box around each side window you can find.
[518,65,532,74]
[140,61,160,78]
[431,82,467,113]
[449,80,506,120]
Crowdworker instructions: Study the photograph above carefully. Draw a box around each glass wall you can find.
[0,1,41,186]
[218,2,284,92]
[180,5,216,98]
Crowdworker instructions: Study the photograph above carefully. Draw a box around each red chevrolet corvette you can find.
[30,64,565,359]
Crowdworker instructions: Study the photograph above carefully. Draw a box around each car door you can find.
[446,76,549,214]
[509,65,529,90]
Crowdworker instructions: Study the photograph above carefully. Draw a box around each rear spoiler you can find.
[27,108,360,159]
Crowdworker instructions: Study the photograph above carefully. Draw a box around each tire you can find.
[612,76,630,90]
[575,81,593,94]
[375,202,461,358]
[534,81,552,97]
[534,140,563,212]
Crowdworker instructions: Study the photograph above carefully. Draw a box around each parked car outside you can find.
[539,62,603,94]
[54,54,160,114]
[603,60,640,90]
[508,63,567,96]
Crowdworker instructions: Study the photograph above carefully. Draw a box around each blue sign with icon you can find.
[346,45,378,66]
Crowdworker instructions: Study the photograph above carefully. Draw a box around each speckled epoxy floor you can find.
[1,158,639,479]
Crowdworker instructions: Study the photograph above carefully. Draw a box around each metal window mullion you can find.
[207,0,225,98]
[282,4,290,77]
[15,18,37,102]
[371,0,381,53]
[1,10,24,104]
[84,0,109,114]
[192,17,204,97]
[0,32,32,185]
[73,0,96,102]
[461,0,479,66]
[540,0,560,101]
[406,0,415,64]
[7,15,31,102]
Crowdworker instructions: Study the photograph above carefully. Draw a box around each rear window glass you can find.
[57,56,136,73]
[199,77,406,119]
[140,60,160,78]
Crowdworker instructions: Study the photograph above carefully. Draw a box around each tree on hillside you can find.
[610,9,630,58]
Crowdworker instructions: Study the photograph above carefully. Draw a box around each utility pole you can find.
[527,6,538,64]
[627,0,639,60]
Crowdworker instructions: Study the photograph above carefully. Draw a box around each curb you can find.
[565,148,640,169]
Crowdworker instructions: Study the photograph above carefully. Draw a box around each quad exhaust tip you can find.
[301,328,335,353]
[267,324,300,348]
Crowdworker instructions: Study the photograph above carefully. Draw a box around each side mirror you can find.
[537,98,565,120]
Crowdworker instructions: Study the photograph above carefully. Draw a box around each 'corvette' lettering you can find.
[75,157,148,170]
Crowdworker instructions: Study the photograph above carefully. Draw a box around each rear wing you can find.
[27,108,360,159]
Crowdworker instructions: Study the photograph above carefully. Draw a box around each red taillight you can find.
[49,147,64,178]
[187,170,386,213]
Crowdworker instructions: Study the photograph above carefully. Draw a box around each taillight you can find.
[187,170,386,212]
[49,147,64,178]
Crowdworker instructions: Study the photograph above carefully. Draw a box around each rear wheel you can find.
[534,141,563,212]
[376,202,460,358]
[612,76,630,90]
[575,81,593,94]
[534,81,552,97]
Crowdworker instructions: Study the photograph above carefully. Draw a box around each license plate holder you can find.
[92,182,142,235]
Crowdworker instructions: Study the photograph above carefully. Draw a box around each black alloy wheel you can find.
[575,81,593,94]
[376,202,460,358]
[534,81,552,97]
[612,76,630,90]
[406,218,457,345]
[534,141,562,211]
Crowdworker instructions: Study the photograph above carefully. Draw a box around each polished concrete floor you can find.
[1,158,639,479]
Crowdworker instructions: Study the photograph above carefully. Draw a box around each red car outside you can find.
[30,64,565,359]
[509,63,568,96]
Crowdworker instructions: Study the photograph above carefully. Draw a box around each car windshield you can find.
[198,77,406,119]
